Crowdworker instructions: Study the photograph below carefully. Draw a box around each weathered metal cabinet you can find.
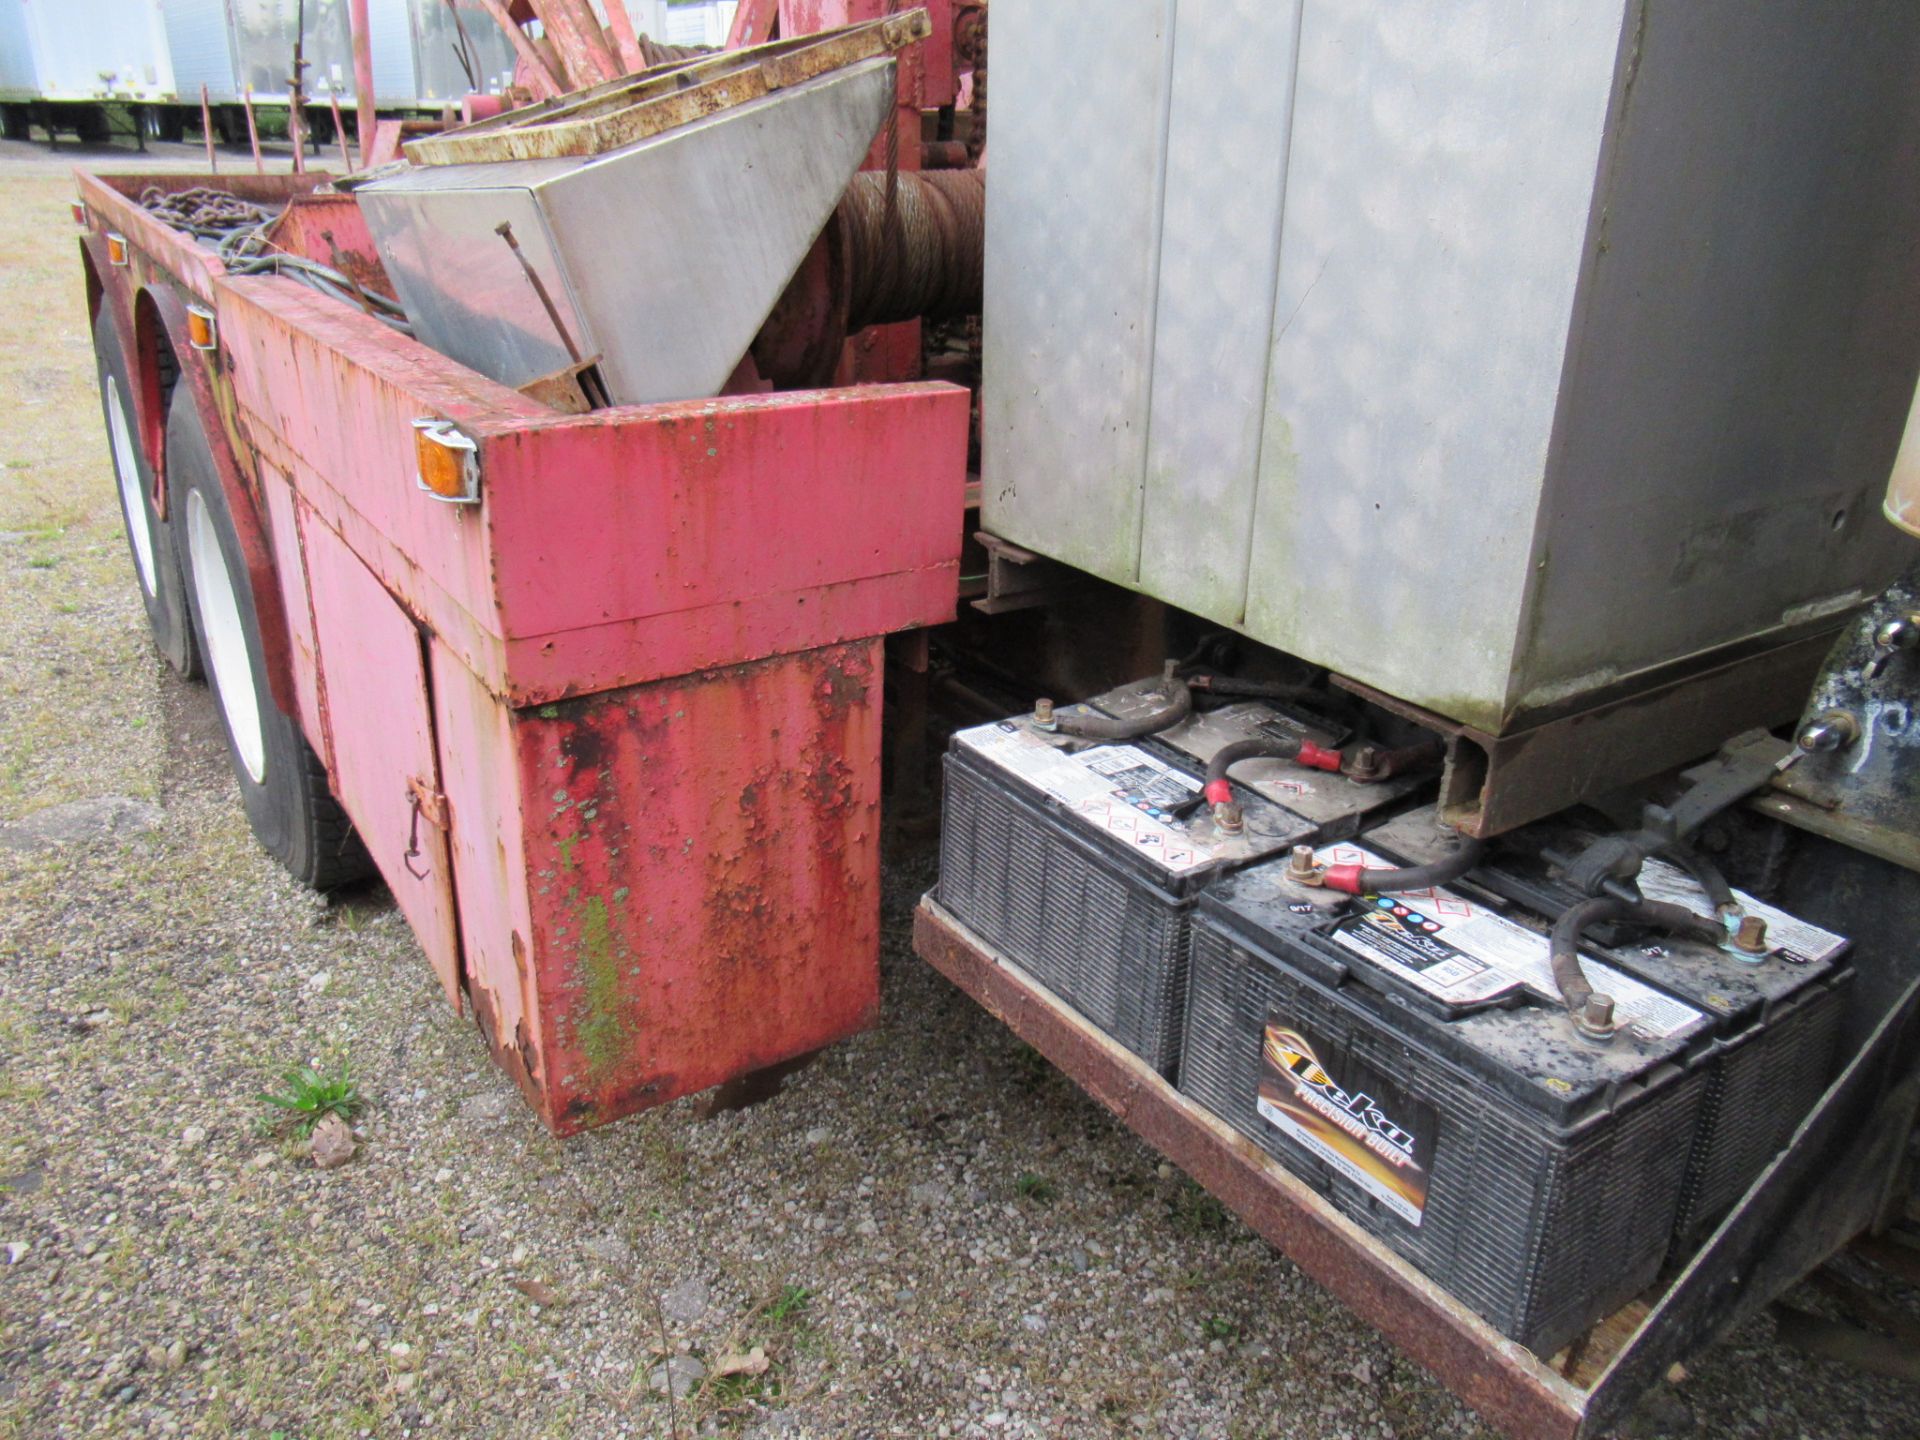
[982,0,1920,734]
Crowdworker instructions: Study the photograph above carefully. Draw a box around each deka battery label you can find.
[1258,1014,1437,1226]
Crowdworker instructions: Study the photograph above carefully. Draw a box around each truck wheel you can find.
[94,309,200,679]
[166,388,375,890]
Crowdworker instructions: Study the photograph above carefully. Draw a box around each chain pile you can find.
[138,185,273,239]
[135,184,413,336]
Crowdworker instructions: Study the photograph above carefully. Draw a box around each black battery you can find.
[1375,809,1854,1246]
[1179,843,1713,1356]
[939,717,1311,1074]
[936,679,1424,1074]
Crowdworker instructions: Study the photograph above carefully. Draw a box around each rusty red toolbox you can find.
[76,168,969,1133]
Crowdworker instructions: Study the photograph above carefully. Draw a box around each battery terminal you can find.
[1286,844,1325,885]
[1572,992,1619,1044]
[1729,914,1771,961]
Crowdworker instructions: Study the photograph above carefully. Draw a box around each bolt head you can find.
[1034,698,1055,723]
[1213,801,1244,834]
[1733,914,1770,955]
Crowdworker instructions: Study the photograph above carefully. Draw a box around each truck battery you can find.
[1379,809,1853,1246]
[1180,842,1713,1356]
[938,679,1424,1074]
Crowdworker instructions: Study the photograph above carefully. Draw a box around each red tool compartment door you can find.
[302,514,463,1009]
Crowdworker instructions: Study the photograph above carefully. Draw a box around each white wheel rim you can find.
[106,374,157,597]
[185,488,268,784]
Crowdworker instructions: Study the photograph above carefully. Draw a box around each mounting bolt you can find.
[1796,709,1860,754]
[1213,801,1244,835]
[1732,914,1770,957]
[1287,844,1325,885]
[1033,698,1057,731]
[1348,744,1381,780]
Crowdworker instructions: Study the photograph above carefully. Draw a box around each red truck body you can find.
[76,169,968,1132]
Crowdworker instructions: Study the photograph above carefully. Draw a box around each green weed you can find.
[257,1060,363,1137]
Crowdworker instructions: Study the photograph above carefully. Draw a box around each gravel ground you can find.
[3,141,1920,1440]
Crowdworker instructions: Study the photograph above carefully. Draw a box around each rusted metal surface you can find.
[473,0,563,100]
[505,642,887,1131]
[912,897,1588,1440]
[783,0,957,109]
[1334,631,1835,838]
[403,11,932,166]
[263,195,397,302]
[728,0,780,50]
[527,0,620,91]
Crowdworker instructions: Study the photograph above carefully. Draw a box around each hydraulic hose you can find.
[1321,836,1486,897]
[1549,898,1726,1028]
[1055,674,1193,742]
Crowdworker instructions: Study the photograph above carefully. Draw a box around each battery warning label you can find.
[1317,844,1706,1041]
[1259,1013,1436,1227]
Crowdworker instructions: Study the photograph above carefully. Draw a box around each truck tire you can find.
[166,387,375,890]
[94,308,200,679]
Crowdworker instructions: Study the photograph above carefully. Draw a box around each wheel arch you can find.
[157,305,303,726]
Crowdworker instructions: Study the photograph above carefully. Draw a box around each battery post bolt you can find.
[1287,844,1325,885]
[1574,993,1618,1042]
[1213,800,1245,835]
[1347,745,1381,781]
[1033,698,1057,732]
[1731,914,1770,959]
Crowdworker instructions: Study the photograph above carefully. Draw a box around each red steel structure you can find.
[75,171,967,1133]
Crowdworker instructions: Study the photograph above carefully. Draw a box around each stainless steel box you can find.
[981,0,1920,733]
[357,56,894,405]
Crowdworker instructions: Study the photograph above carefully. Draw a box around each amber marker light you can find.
[106,232,129,266]
[187,305,217,352]
[412,418,481,504]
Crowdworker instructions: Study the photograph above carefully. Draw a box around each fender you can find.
[148,283,303,726]
[77,232,156,469]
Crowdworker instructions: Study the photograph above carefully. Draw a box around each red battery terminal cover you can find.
[1321,863,1368,894]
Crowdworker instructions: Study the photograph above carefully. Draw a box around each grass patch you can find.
[1016,1171,1056,1205]
[257,1059,364,1137]
[765,1283,812,1324]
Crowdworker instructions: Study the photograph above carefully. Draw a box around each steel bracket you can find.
[970,531,1086,616]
